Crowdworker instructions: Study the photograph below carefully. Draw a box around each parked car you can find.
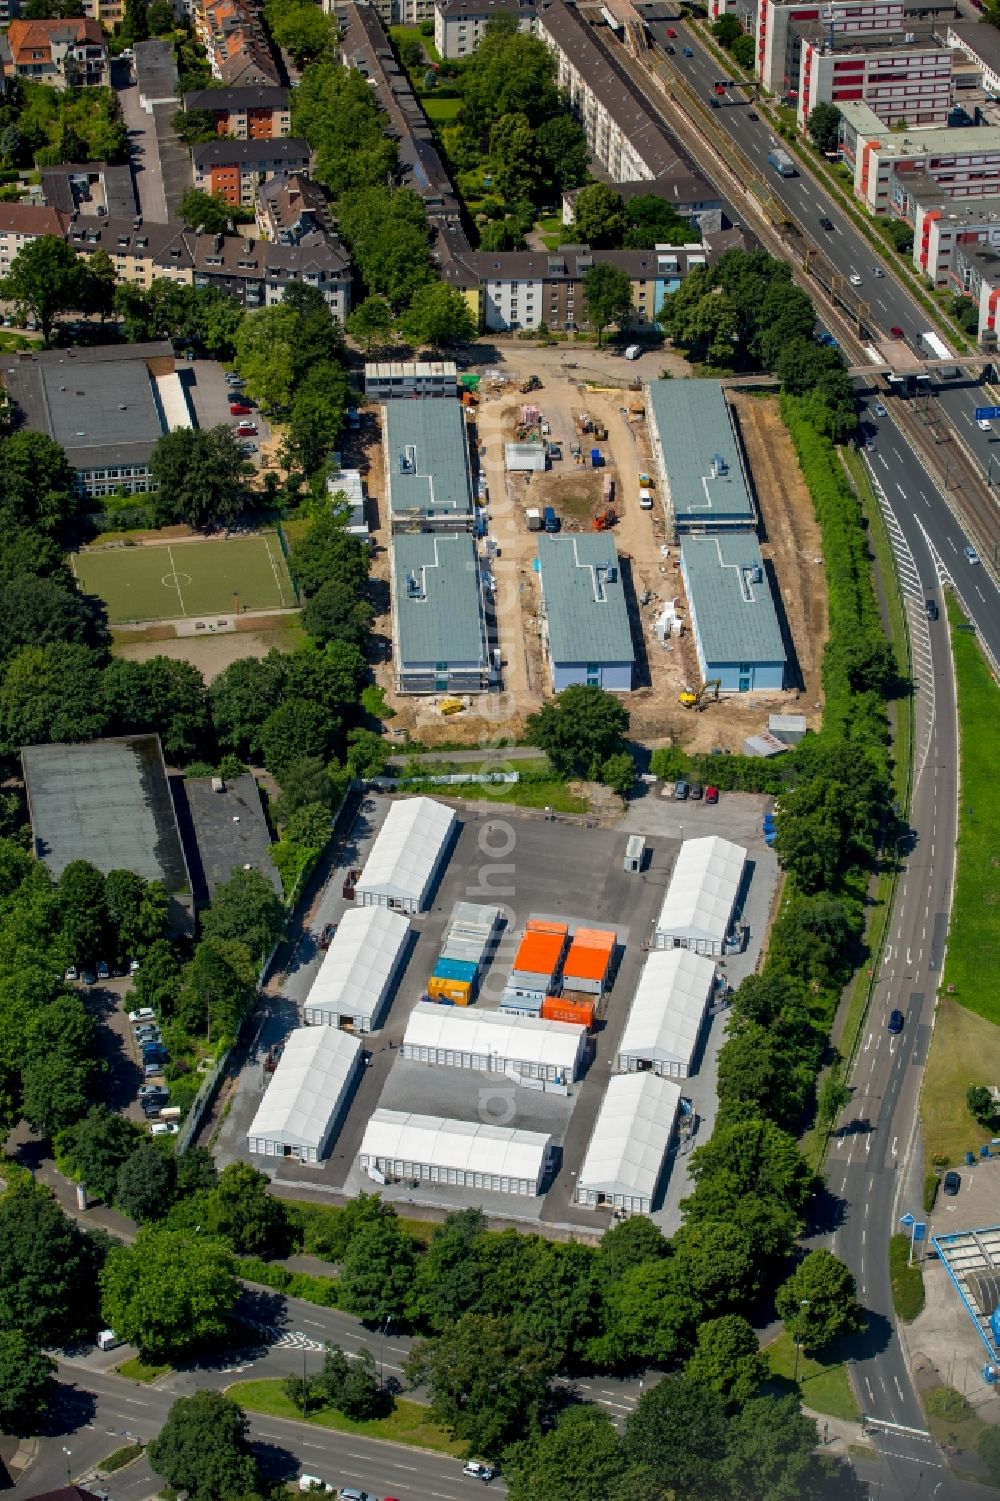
[297,1479,333,1494]
[144,1061,166,1079]
[943,1170,961,1196]
[339,1490,377,1501]
[150,1121,179,1136]
[81,968,96,985]
[130,1007,155,1023]
[319,923,337,950]
[64,966,78,982]
[873,401,887,417]
[689,783,704,800]
[139,1083,167,1099]
[129,957,140,973]
[705,785,719,804]
[673,779,690,800]
[97,959,110,980]
[887,1008,904,1034]
[236,420,258,436]
[229,402,253,416]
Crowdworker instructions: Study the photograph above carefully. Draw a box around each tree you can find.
[685,1315,768,1404]
[273,755,341,822]
[209,653,289,756]
[712,13,743,45]
[624,194,697,249]
[406,1313,556,1454]
[721,1394,823,1501]
[260,698,335,779]
[148,1391,259,1501]
[967,1084,999,1129]
[116,1141,177,1222]
[314,1342,381,1418]
[460,19,559,134]
[406,1208,487,1332]
[979,1425,1000,1485]
[0,234,86,340]
[0,641,106,753]
[179,189,231,235]
[340,1215,417,1324]
[401,280,477,350]
[21,1048,94,1137]
[817,1066,852,1129]
[0,1178,100,1345]
[150,426,249,531]
[285,360,349,477]
[121,0,149,44]
[131,937,183,1018]
[176,936,256,1039]
[775,1249,862,1353]
[201,1162,291,1256]
[601,751,635,799]
[0,430,84,542]
[590,1258,697,1368]
[233,303,301,411]
[290,512,370,599]
[731,33,755,66]
[536,113,590,192]
[103,868,169,961]
[303,578,374,650]
[336,187,433,309]
[347,295,395,356]
[81,248,117,324]
[201,866,286,968]
[573,184,629,249]
[623,1376,728,1501]
[526,684,629,779]
[806,102,842,155]
[100,1228,239,1357]
[173,107,218,146]
[489,110,548,205]
[505,1406,659,1501]
[270,2,335,64]
[59,1105,140,1203]
[584,262,633,346]
[0,1330,56,1431]
[59,859,110,965]
[598,1216,668,1280]
[0,572,108,670]
[104,655,209,762]
[147,0,175,30]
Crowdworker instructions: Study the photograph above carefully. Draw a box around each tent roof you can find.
[360,1108,552,1181]
[306,905,410,1023]
[356,796,456,906]
[403,1000,585,1068]
[577,1072,682,1200]
[655,835,747,943]
[247,1027,361,1150]
[618,948,717,1067]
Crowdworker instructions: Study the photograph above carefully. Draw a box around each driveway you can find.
[182,361,271,462]
[115,72,168,224]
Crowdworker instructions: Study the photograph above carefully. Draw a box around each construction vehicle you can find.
[679,679,721,710]
[439,697,465,715]
[520,375,543,393]
[592,507,618,531]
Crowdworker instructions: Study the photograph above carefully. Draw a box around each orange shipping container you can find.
[513,929,566,976]
[541,995,596,1028]
[427,974,472,1005]
[525,919,570,938]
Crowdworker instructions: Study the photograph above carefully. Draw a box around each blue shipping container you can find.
[433,956,479,983]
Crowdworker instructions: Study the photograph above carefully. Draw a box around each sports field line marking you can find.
[69,554,79,580]
[166,545,187,618]
[263,532,290,608]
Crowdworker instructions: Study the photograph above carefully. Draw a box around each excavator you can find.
[592,507,618,531]
[678,679,721,710]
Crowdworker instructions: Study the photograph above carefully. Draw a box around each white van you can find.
[298,1478,334,1494]
[96,1329,122,1351]
[639,489,654,510]
[624,344,642,360]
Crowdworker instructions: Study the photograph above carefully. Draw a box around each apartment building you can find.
[838,100,1000,213]
[191,137,310,207]
[795,23,952,128]
[954,240,1000,344]
[433,0,534,58]
[255,171,329,241]
[194,0,281,84]
[190,229,350,317]
[0,17,108,88]
[0,204,65,276]
[81,0,124,27]
[757,0,907,96]
[182,85,291,138]
[912,183,1000,288]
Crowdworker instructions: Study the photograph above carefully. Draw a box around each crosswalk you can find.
[235,1316,326,1352]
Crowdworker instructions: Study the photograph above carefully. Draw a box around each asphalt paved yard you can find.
[183,360,271,460]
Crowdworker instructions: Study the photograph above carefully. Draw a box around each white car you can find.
[64,966,78,982]
[297,1479,334,1494]
[149,1121,179,1136]
[462,1461,497,1481]
[130,1007,155,1023]
[966,545,981,564]
[849,271,863,287]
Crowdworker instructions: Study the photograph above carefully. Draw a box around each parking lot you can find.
[183,361,271,462]
[213,791,778,1233]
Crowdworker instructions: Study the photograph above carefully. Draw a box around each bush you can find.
[923,1171,940,1214]
[237,1256,340,1307]
[926,1385,973,1424]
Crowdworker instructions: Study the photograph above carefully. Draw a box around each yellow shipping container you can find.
[427,974,473,1005]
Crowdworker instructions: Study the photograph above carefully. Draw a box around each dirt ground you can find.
[113,615,304,680]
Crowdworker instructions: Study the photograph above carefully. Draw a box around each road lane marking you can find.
[947,536,957,552]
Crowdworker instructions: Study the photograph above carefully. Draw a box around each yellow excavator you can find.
[679,679,721,711]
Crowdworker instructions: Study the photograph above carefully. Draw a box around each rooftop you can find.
[176,772,280,905]
[192,136,309,166]
[680,533,786,666]
[184,84,289,110]
[393,532,486,668]
[647,378,755,527]
[133,37,179,101]
[949,19,1000,76]
[383,398,473,516]
[2,341,174,472]
[22,736,191,894]
[792,17,941,51]
[537,534,635,667]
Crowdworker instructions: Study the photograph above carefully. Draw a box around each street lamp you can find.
[379,1316,393,1388]
[792,1299,811,1386]
[62,1448,72,1486]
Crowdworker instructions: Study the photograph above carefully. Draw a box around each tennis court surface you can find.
[72,534,297,624]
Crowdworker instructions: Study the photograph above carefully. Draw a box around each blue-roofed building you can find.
[537,534,635,691]
[679,534,786,693]
[382,399,474,532]
[392,532,489,694]
[646,379,756,539]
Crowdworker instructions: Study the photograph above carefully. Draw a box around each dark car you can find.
[673,779,690,800]
[926,598,939,621]
[319,923,336,950]
[139,1084,168,1099]
[819,216,834,230]
[705,785,719,804]
[887,1009,904,1034]
[689,783,704,800]
[943,1170,961,1196]
[683,45,694,55]
[890,325,904,338]
[665,41,675,52]
[748,109,758,119]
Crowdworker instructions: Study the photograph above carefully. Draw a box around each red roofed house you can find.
[1,17,108,88]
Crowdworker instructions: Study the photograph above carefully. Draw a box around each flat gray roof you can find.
[177,772,281,904]
[647,379,754,528]
[383,399,473,517]
[537,534,635,666]
[681,534,786,665]
[393,532,486,666]
[22,735,191,893]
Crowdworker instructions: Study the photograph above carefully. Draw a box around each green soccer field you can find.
[71,534,297,624]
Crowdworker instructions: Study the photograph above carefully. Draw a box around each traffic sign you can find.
[913,1222,926,1243]
[975,406,1000,421]
[900,1212,915,1227]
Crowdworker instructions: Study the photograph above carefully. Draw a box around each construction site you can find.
[360,357,828,755]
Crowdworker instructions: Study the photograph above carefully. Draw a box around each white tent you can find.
[401,1001,587,1081]
[359,1109,554,1196]
[303,905,410,1033]
[575,1072,682,1213]
[356,797,456,913]
[654,835,747,956]
[247,1026,361,1164]
[616,948,717,1079]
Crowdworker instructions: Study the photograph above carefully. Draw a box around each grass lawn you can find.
[534,212,566,251]
[888,1234,925,1322]
[406,778,588,813]
[389,23,441,63]
[115,1356,172,1383]
[764,1330,860,1422]
[422,95,462,122]
[97,1443,145,1473]
[72,532,296,624]
[942,596,1000,1019]
[920,997,1000,1163]
[228,1380,463,1456]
